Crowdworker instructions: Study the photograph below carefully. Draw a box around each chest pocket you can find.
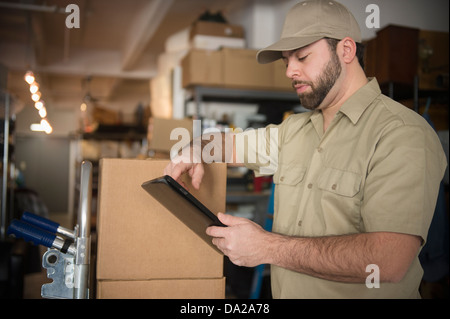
[273,165,306,186]
[318,167,362,198]
[272,165,307,234]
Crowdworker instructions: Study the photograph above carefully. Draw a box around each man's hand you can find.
[163,132,241,190]
[164,161,204,190]
[163,139,204,189]
[206,213,271,267]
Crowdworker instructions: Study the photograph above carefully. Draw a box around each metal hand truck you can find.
[7,161,93,299]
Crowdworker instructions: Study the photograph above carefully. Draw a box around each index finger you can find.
[164,162,189,182]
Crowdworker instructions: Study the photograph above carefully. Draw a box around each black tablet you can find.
[141,175,226,253]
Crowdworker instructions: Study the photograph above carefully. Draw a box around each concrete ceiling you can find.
[0,0,247,116]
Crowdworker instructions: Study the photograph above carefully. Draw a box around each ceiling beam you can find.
[30,12,47,66]
[120,0,174,71]
[1,43,157,79]
[0,2,66,13]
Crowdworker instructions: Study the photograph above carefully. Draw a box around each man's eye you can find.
[298,54,309,62]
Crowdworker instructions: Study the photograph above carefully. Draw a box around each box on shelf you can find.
[96,159,226,298]
[181,47,294,91]
[148,117,193,153]
[191,34,246,50]
[189,21,244,40]
[222,48,273,89]
[92,106,120,125]
[181,49,223,88]
[272,59,293,91]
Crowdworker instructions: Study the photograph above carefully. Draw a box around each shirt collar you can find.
[305,78,382,127]
[338,77,382,125]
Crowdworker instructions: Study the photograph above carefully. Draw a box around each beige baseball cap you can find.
[256,0,361,64]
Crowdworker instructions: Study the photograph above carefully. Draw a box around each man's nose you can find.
[285,58,301,80]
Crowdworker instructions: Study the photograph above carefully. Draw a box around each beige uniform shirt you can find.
[236,78,447,298]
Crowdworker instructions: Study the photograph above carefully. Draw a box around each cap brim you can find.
[256,35,324,64]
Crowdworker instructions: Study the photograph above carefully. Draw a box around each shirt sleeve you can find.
[361,123,447,244]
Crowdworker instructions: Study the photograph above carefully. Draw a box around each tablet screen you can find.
[141,175,225,253]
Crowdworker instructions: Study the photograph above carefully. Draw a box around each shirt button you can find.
[280,176,284,182]
[307,183,313,189]
[331,184,337,190]
[317,147,323,153]
[298,220,302,227]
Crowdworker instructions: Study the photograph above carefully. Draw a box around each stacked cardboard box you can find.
[182,49,223,88]
[181,48,292,91]
[147,117,194,155]
[189,21,244,39]
[189,21,246,50]
[96,159,226,298]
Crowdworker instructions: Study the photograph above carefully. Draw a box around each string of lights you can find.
[24,70,53,134]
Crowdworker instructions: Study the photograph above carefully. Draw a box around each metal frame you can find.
[187,86,299,119]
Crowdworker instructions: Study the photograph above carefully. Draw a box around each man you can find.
[165,0,447,298]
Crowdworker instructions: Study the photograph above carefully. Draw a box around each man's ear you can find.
[339,37,357,64]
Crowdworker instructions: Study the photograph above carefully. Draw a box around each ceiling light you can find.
[39,107,47,118]
[30,82,40,94]
[30,123,44,132]
[26,71,53,134]
[34,101,44,110]
[31,92,41,102]
[30,119,53,134]
[41,119,53,134]
[24,71,35,84]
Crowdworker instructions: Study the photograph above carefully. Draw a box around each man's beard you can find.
[292,51,342,110]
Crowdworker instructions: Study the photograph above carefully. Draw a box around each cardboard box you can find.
[189,21,244,39]
[150,74,172,119]
[222,48,273,89]
[181,49,223,88]
[181,48,292,91]
[97,277,226,299]
[92,106,120,125]
[191,34,246,50]
[148,117,193,153]
[272,59,293,91]
[96,159,226,282]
